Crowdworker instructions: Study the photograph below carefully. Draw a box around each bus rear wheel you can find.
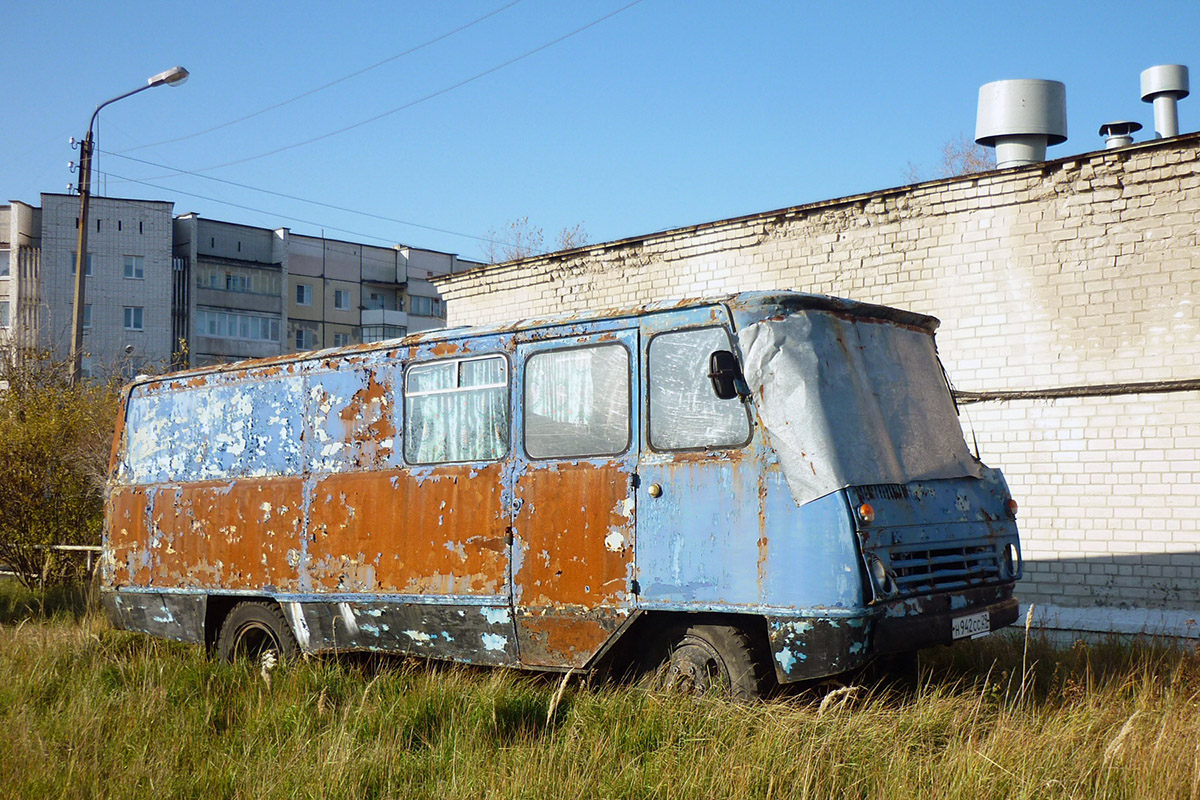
[216,601,298,664]
[661,623,766,702]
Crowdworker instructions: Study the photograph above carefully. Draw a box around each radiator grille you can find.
[887,542,1001,596]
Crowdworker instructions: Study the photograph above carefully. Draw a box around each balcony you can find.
[361,308,408,328]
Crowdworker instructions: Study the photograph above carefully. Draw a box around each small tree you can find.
[904,134,997,183]
[0,347,120,589]
[484,218,589,263]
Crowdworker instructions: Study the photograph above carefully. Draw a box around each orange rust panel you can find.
[106,486,152,587]
[515,612,621,669]
[107,393,130,479]
[150,478,305,591]
[513,461,633,609]
[306,463,508,595]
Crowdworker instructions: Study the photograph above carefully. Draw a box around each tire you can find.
[660,623,768,702]
[216,601,299,663]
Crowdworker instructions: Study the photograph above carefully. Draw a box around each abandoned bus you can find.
[102,292,1021,699]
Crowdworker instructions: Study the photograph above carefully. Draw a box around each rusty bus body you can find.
[102,292,1021,694]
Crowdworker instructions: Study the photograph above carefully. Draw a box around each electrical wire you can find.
[119,0,525,154]
[98,149,506,248]
[169,0,644,173]
[104,169,490,249]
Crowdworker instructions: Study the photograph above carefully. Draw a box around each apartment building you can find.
[287,233,464,351]
[0,200,41,352]
[1,194,175,377]
[1,194,477,375]
[173,214,288,367]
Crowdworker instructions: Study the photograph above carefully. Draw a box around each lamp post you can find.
[70,66,189,384]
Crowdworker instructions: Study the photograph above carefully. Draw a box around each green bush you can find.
[0,348,119,590]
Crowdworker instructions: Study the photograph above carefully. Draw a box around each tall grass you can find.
[1,582,1197,799]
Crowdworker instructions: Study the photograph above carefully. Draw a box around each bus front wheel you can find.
[661,623,766,702]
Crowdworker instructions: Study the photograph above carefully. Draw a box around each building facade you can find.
[436,133,1200,639]
[1,197,476,373]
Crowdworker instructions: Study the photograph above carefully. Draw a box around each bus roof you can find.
[130,291,939,390]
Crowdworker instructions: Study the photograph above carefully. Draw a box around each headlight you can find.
[868,556,894,596]
[1001,542,1018,578]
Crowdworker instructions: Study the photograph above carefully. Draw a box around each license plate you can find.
[951,611,991,640]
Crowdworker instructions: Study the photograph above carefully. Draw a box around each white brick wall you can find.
[438,134,1200,630]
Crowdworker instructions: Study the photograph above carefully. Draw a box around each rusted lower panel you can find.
[103,591,206,644]
[513,461,634,668]
[306,464,509,595]
[768,615,873,683]
[515,609,626,668]
[284,600,517,665]
[148,478,306,591]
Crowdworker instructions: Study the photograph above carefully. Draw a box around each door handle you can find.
[647,483,663,498]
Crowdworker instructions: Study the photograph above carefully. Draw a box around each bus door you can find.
[635,315,763,608]
[510,328,640,668]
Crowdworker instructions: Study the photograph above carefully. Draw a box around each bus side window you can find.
[524,344,630,459]
[648,327,751,451]
[404,355,509,464]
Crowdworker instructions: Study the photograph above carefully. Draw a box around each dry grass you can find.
[1,581,1198,799]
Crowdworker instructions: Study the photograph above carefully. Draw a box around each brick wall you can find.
[437,134,1200,636]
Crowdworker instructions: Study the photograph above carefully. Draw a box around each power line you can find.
[98,148,503,247]
[104,169,472,249]
[175,0,645,173]
[119,0,525,154]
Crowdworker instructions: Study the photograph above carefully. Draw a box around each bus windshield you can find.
[737,310,981,507]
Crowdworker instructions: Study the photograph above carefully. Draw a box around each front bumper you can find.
[766,583,1018,684]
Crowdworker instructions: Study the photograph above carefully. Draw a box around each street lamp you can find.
[70,66,189,384]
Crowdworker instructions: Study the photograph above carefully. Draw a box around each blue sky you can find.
[3,1,1197,261]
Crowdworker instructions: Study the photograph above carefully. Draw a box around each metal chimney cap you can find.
[1141,65,1189,101]
[1098,120,1143,136]
[975,79,1068,146]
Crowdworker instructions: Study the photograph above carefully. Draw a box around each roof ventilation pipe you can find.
[975,79,1068,168]
[1099,120,1142,149]
[1140,65,1189,138]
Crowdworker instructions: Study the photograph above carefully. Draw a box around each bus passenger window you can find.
[404,355,508,464]
[649,327,751,451]
[525,344,630,459]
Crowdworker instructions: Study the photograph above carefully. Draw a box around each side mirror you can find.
[708,350,746,400]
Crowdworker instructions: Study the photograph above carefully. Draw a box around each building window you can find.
[0,250,9,278]
[295,328,316,349]
[296,283,313,306]
[410,295,445,318]
[70,252,94,276]
[124,255,145,279]
[333,332,351,347]
[334,289,351,310]
[362,325,406,343]
[0,301,9,328]
[124,306,144,331]
[194,265,280,296]
[83,304,92,329]
[366,291,397,311]
[196,309,280,342]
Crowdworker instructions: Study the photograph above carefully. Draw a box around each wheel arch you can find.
[590,609,773,679]
[204,594,287,653]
